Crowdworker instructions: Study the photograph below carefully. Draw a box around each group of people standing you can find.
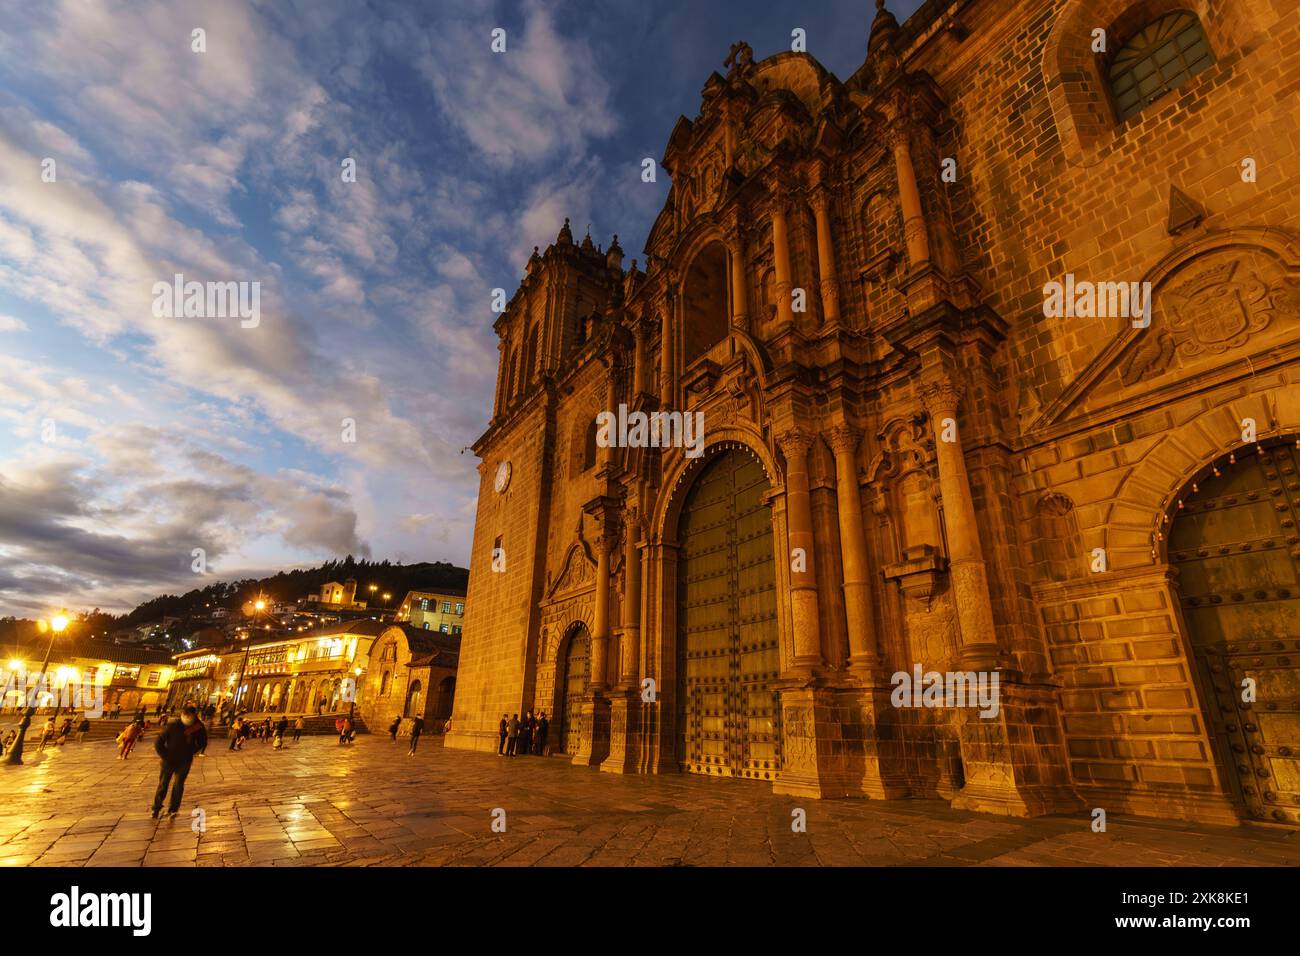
[229,714,303,749]
[498,710,548,757]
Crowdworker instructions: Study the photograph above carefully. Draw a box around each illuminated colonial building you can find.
[395,589,466,636]
[2,641,175,715]
[448,0,1300,828]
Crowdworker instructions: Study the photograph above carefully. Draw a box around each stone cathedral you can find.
[447,0,1300,828]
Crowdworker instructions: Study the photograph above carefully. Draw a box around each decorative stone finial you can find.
[868,0,900,59]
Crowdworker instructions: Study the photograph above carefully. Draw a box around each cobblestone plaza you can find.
[0,732,1293,868]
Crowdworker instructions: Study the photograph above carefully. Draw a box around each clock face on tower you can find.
[494,460,512,493]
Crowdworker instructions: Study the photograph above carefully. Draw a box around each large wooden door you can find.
[560,627,590,755]
[677,448,781,780]
[1170,441,1300,826]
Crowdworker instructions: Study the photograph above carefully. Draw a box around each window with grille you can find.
[1109,11,1213,122]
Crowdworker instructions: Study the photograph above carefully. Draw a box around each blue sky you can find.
[0,0,923,616]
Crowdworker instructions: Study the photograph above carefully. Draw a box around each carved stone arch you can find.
[652,423,778,548]
[552,614,595,664]
[1093,383,1300,572]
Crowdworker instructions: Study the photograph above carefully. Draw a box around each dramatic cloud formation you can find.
[0,0,920,616]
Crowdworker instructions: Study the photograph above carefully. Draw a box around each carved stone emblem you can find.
[1165,259,1273,355]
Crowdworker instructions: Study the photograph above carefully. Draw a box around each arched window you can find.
[682,240,729,366]
[583,417,598,472]
[1109,11,1213,122]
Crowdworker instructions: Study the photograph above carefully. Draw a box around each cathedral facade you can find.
[447,0,1300,827]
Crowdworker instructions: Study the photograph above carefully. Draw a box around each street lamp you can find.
[347,665,363,720]
[230,596,266,717]
[5,611,70,765]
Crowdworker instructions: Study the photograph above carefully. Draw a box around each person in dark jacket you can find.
[535,712,549,755]
[388,715,401,742]
[519,710,534,757]
[407,714,425,755]
[505,714,520,756]
[151,704,208,819]
[497,714,508,756]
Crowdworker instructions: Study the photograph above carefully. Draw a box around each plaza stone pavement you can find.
[0,733,1295,867]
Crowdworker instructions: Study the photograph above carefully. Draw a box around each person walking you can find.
[535,711,549,756]
[519,710,534,757]
[505,714,519,757]
[151,704,208,819]
[407,714,424,755]
[388,715,401,743]
[293,716,304,744]
[274,715,288,749]
[117,719,143,759]
[497,714,508,756]
[228,716,242,751]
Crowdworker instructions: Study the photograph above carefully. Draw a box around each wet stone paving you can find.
[0,729,1295,867]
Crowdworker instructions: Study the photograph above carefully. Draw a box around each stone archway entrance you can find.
[558,626,591,755]
[675,446,782,780]
[1169,439,1300,827]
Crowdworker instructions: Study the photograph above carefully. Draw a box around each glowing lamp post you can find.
[231,597,266,715]
[347,665,364,720]
[5,611,70,765]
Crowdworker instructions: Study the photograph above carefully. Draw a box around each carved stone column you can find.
[888,125,932,271]
[810,188,840,326]
[727,235,749,331]
[591,530,615,692]
[632,319,646,397]
[603,513,643,774]
[919,377,999,670]
[776,429,823,673]
[827,425,879,679]
[659,288,675,409]
[770,197,796,327]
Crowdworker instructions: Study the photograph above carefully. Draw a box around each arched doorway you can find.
[435,676,455,723]
[558,625,591,755]
[1169,439,1300,827]
[676,446,781,779]
[406,680,423,718]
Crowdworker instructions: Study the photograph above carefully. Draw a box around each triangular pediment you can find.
[1032,232,1300,431]
[545,540,596,600]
